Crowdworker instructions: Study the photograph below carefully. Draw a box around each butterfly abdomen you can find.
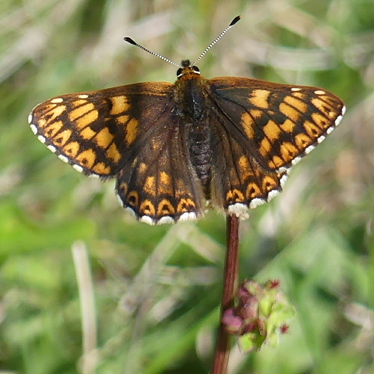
[186,122,212,198]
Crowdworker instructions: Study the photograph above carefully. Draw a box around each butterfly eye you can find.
[176,67,183,77]
[192,66,200,74]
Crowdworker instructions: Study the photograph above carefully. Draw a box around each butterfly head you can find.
[177,60,200,79]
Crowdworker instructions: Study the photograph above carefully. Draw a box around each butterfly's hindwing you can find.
[116,110,205,224]
[209,110,287,216]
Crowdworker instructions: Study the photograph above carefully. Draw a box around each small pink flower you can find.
[221,279,295,352]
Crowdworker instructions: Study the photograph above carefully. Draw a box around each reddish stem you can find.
[211,215,240,374]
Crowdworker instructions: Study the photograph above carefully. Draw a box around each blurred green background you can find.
[1,0,373,373]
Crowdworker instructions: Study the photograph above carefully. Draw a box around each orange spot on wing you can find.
[140,200,156,215]
[125,118,139,145]
[106,143,121,163]
[248,89,270,109]
[159,171,173,194]
[294,133,313,148]
[76,109,99,129]
[279,103,301,122]
[280,142,299,161]
[80,127,96,139]
[110,96,130,115]
[311,113,328,129]
[284,95,308,113]
[45,121,63,137]
[71,99,88,108]
[157,199,175,215]
[144,176,156,195]
[263,120,281,141]
[96,127,114,148]
[63,141,80,157]
[127,190,139,207]
[76,149,96,168]
[177,198,196,213]
[246,182,262,199]
[54,129,72,146]
[226,189,245,204]
[302,121,321,138]
[92,162,111,175]
[260,137,272,155]
[262,176,278,191]
[241,112,255,139]
[42,104,65,123]
[280,119,296,133]
[270,155,286,168]
[69,103,95,123]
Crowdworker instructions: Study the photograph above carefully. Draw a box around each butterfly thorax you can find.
[173,62,212,198]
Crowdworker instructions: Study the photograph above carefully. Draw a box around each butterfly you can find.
[28,16,345,225]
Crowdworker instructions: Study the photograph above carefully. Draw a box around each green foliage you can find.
[1,0,373,373]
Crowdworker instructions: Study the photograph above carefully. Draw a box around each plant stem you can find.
[211,215,240,374]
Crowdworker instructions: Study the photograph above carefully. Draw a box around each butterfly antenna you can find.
[191,15,241,66]
[124,37,181,68]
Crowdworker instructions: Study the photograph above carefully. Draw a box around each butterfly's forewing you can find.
[208,77,345,213]
[210,77,345,171]
[29,83,174,177]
